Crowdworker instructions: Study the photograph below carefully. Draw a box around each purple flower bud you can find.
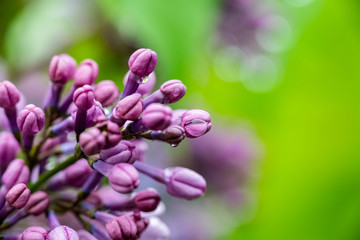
[74,59,99,87]
[79,128,106,155]
[112,93,143,121]
[71,101,105,129]
[138,72,156,96]
[128,48,157,77]
[164,125,184,145]
[0,80,20,109]
[132,213,149,235]
[48,226,79,240]
[165,167,206,200]
[142,103,172,130]
[150,125,185,146]
[2,159,30,189]
[22,226,48,240]
[108,163,140,194]
[17,104,45,136]
[6,183,31,209]
[106,215,137,240]
[96,116,122,149]
[100,141,137,165]
[64,159,93,188]
[160,80,186,104]
[124,72,156,96]
[134,189,161,212]
[94,80,120,107]
[25,191,50,215]
[73,85,94,111]
[0,132,20,171]
[181,109,211,138]
[49,54,77,84]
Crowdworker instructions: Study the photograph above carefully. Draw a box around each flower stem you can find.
[28,144,84,192]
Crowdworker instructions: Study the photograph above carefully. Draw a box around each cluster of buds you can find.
[0,48,211,239]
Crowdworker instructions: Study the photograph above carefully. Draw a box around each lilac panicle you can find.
[49,54,77,84]
[48,226,79,240]
[141,103,172,131]
[22,226,48,240]
[181,109,211,138]
[6,183,31,209]
[74,59,99,87]
[79,128,106,155]
[0,80,20,109]
[128,48,157,77]
[0,132,20,171]
[25,191,50,215]
[100,140,137,165]
[0,50,212,239]
[106,215,137,240]
[94,80,120,107]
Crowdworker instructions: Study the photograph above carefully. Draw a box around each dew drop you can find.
[142,76,149,83]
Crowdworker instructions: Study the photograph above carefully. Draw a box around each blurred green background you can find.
[1,0,359,239]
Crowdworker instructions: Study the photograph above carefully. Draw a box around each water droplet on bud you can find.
[142,76,149,83]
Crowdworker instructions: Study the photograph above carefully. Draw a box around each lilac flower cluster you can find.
[0,48,211,239]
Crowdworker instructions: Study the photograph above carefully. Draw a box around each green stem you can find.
[28,144,84,192]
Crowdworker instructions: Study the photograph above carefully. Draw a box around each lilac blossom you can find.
[0,49,211,240]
